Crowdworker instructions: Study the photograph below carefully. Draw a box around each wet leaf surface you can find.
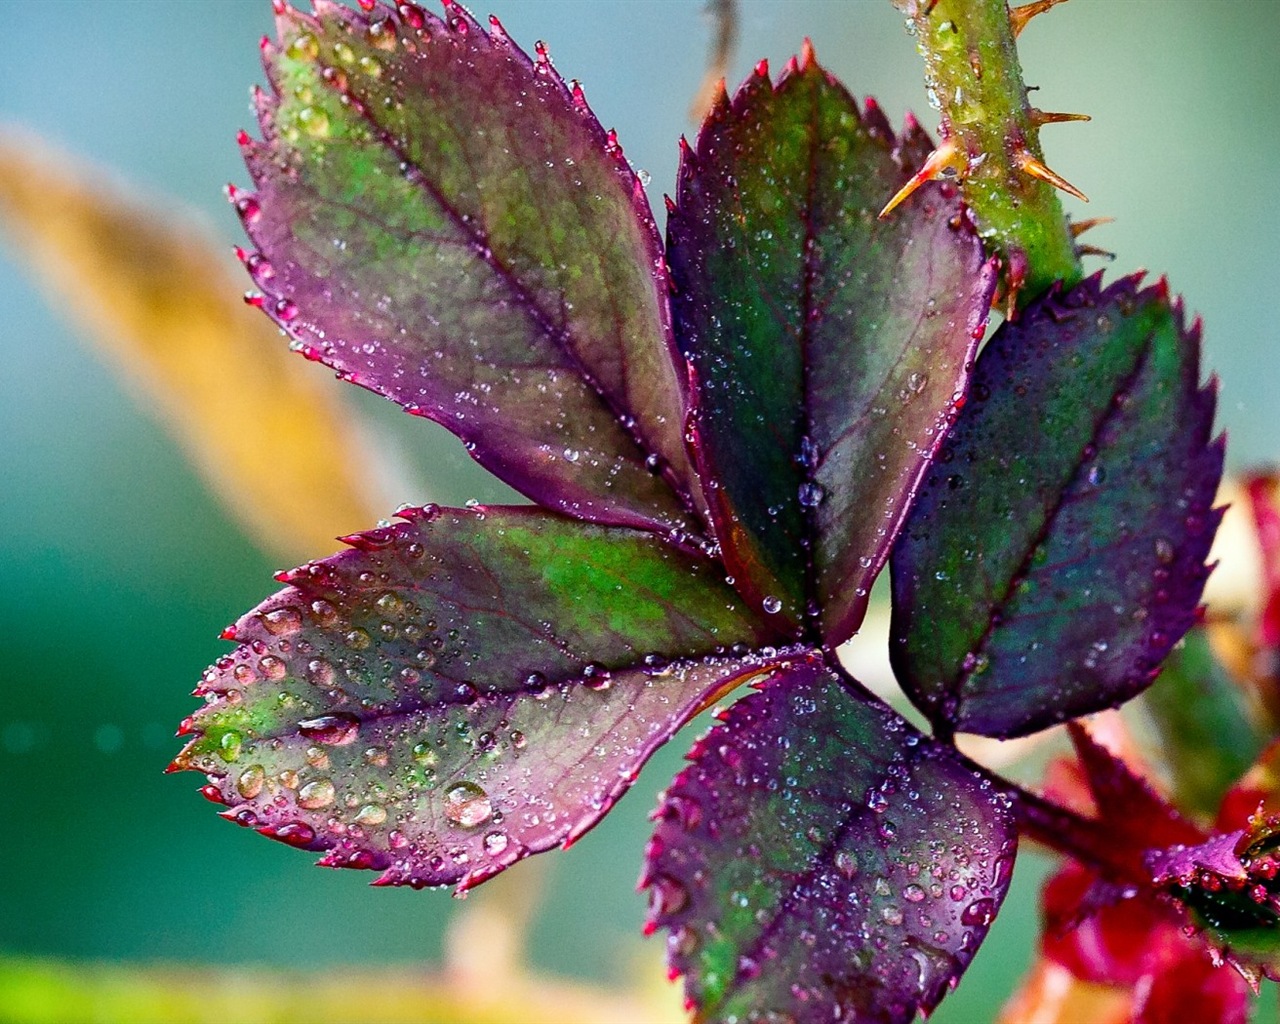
[238,1,703,539]
[669,53,994,641]
[643,657,1016,1023]
[175,506,783,890]
[891,273,1224,737]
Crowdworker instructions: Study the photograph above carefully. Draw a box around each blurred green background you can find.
[1,1,1276,1021]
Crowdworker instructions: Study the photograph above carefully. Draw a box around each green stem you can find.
[894,0,1083,304]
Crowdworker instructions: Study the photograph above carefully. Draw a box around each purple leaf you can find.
[236,1,705,541]
[643,657,1017,1023]
[173,506,783,890]
[891,273,1224,737]
[668,51,995,640]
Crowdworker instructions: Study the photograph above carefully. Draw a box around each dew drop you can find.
[236,764,265,799]
[262,607,302,635]
[297,713,360,746]
[961,897,996,927]
[443,781,492,828]
[483,831,509,855]
[1155,537,1175,564]
[298,778,336,809]
[798,481,824,508]
[762,595,783,615]
[218,730,243,763]
[354,803,387,827]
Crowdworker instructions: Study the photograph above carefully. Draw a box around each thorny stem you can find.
[891,0,1084,306]
[1007,778,1146,884]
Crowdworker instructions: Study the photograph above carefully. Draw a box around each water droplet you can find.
[961,897,996,927]
[354,803,387,826]
[835,851,859,879]
[563,448,581,463]
[1155,537,1175,564]
[296,106,330,139]
[443,781,492,828]
[236,764,265,799]
[798,481,824,507]
[298,778,336,809]
[297,713,360,746]
[483,831,509,855]
[286,32,320,61]
[762,595,783,615]
[262,607,301,635]
[1087,464,1106,486]
[218,730,243,763]
[903,883,926,903]
[867,789,889,814]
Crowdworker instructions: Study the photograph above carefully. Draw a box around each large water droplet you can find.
[443,781,492,828]
[762,595,783,615]
[297,713,360,746]
[297,778,336,809]
[236,764,265,799]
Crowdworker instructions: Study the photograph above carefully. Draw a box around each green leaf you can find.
[1144,628,1265,818]
[891,274,1224,737]
[668,52,995,641]
[643,658,1017,1023]
[238,1,704,540]
[174,506,779,890]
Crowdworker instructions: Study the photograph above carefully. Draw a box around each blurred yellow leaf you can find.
[0,127,385,562]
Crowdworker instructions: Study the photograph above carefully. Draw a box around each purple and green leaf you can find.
[174,506,785,890]
[890,274,1224,737]
[643,657,1016,1024]
[237,1,705,541]
[668,51,995,641]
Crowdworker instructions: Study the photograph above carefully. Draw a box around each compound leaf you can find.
[643,657,1016,1023]
[174,506,780,891]
[891,274,1223,737]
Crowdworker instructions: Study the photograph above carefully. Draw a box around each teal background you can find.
[1,1,1276,1019]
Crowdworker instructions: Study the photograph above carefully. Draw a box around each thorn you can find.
[220,624,239,641]
[800,38,816,69]
[1013,146,1088,202]
[879,136,965,219]
[754,58,769,79]
[1076,244,1115,260]
[642,919,658,937]
[271,0,286,14]
[1010,0,1069,39]
[1070,216,1113,238]
[1029,108,1091,126]
[235,128,252,148]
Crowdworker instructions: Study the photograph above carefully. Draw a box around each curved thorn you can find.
[1030,108,1091,126]
[1013,147,1088,202]
[1010,0,1070,39]
[1070,216,1114,238]
[878,136,964,219]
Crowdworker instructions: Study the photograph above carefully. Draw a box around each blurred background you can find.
[1,1,1276,1021]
